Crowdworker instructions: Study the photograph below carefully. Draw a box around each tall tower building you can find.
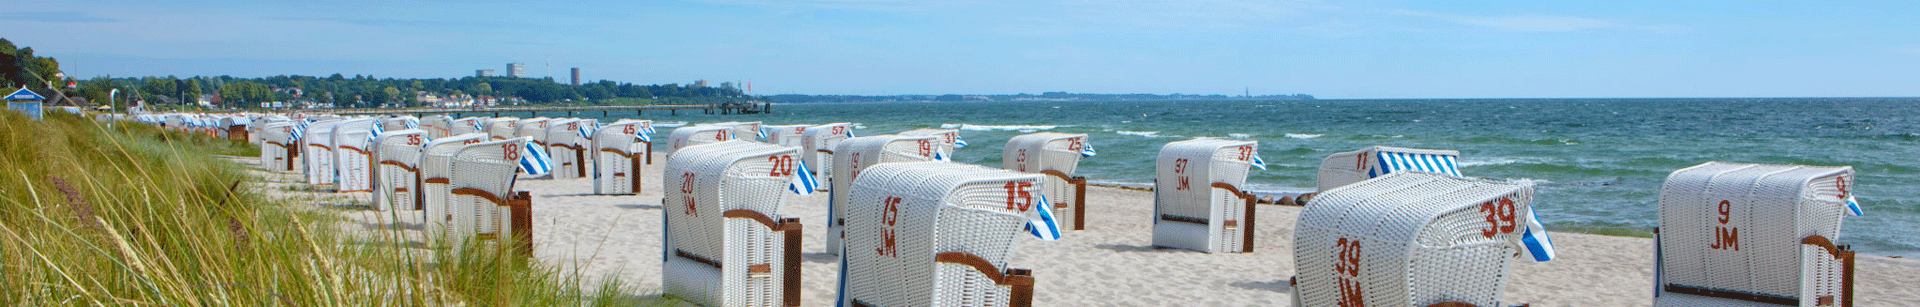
[476,69,494,77]
[506,63,525,78]
[570,68,581,86]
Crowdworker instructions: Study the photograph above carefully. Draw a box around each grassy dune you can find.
[0,112,653,305]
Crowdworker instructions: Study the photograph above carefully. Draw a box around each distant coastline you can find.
[764,91,1314,103]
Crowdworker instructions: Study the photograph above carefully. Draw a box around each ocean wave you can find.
[1285,133,1323,139]
[853,124,868,130]
[1504,178,1556,185]
[1458,158,1524,167]
[940,123,1060,132]
[1228,133,1251,139]
[653,121,689,128]
[1116,130,1159,138]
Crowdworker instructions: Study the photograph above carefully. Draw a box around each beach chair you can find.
[711,121,765,142]
[545,119,590,179]
[825,135,940,255]
[421,133,491,240]
[332,118,380,193]
[515,117,552,146]
[372,129,428,211]
[764,124,812,148]
[220,116,251,142]
[1152,138,1260,253]
[898,128,966,161]
[837,161,1041,307]
[1291,172,1553,307]
[421,115,452,139]
[260,122,298,171]
[1318,146,1461,193]
[445,137,537,254]
[662,140,806,307]
[380,116,418,132]
[668,124,737,154]
[592,120,653,195]
[486,117,519,140]
[450,117,485,136]
[303,119,341,186]
[801,123,854,191]
[1652,162,1859,307]
[1003,132,1091,231]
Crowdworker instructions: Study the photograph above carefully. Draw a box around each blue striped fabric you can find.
[1370,151,1461,178]
[1027,196,1061,240]
[788,161,817,195]
[519,142,554,176]
[953,135,968,148]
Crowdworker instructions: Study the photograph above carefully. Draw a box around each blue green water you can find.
[543,98,1919,257]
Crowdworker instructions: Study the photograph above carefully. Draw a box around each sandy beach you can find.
[312,151,1920,306]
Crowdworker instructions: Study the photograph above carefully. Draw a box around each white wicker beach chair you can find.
[801,123,854,191]
[1291,172,1547,307]
[669,124,737,154]
[592,120,653,195]
[332,118,379,193]
[764,124,813,148]
[420,115,451,139]
[450,117,485,136]
[420,133,492,240]
[372,129,428,211]
[1152,138,1260,253]
[260,122,297,171]
[1318,146,1461,193]
[486,117,519,140]
[380,116,418,132]
[515,117,552,146]
[838,161,1040,307]
[711,121,765,142]
[825,135,940,255]
[545,118,590,179]
[1653,162,1860,307]
[1003,132,1091,232]
[445,137,536,253]
[219,116,251,142]
[662,140,805,307]
[898,128,965,161]
[303,119,341,186]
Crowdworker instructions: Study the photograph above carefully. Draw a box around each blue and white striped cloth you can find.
[289,124,306,143]
[1369,151,1462,178]
[953,135,968,148]
[1027,195,1062,241]
[788,161,817,195]
[1521,209,1556,261]
[1847,196,1864,216]
[1079,142,1097,157]
[368,121,386,142]
[578,122,602,139]
[757,127,770,139]
[1251,153,1267,170]
[519,142,554,176]
[403,118,419,129]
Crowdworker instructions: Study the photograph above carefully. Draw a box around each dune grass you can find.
[0,112,661,305]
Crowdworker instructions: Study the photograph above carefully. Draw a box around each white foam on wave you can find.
[940,123,1060,132]
[1116,130,1159,138]
[1458,157,1550,167]
[1505,178,1555,185]
[1285,133,1323,139]
[653,121,689,128]
[1228,133,1251,139]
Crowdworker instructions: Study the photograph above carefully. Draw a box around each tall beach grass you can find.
[0,111,658,305]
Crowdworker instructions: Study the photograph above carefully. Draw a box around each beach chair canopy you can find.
[826,135,940,254]
[668,124,737,154]
[372,129,428,211]
[839,161,1042,307]
[1654,162,1859,307]
[545,118,590,179]
[1152,138,1261,253]
[302,119,342,186]
[259,122,298,171]
[592,120,652,195]
[1293,172,1548,307]
[486,117,519,140]
[898,128,966,160]
[710,121,765,141]
[800,123,854,191]
[331,118,380,193]
[514,117,552,145]
[450,117,485,136]
[420,133,491,239]
[662,140,806,307]
[763,124,812,148]
[443,137,532,247]
[1319,146,1461,192]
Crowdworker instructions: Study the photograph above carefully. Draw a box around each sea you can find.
[548,98,1919,257]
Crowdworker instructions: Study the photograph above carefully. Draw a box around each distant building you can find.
[476,69,495,77]
[693,80,708,88]
[570,68,581,86]
[506,63,525,78]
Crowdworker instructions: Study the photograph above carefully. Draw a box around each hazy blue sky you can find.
[5,0,1917,98]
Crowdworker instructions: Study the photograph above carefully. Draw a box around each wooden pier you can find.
[328,102,770,117]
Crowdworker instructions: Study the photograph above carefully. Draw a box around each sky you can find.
[4,0,1918,98]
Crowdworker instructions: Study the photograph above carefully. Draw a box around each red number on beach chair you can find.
[878,196,901,258]
[1238,146,1253,161]
[407,134,423,146]
[623,125,637,134]
[503,143,521,161]
[832,126,846,136]
[682,173,698,217]
[1836,177,1849,200]
[1173,158,1191,191]
[1711,200,1740,251]
[1004,181,1033,212]
[1014,149,1028,172]
[1334,237,1365,306]
[568,123,578,131]
[848,153,862,180]
[768,155,794,177]
[714,131,729,141]
[1356,152,1369,170]
[918,139,933,157]
[1067,138,1083,151]
[1479,197,1517,238]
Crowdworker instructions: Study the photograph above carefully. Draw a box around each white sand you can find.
[306,152,1920,306]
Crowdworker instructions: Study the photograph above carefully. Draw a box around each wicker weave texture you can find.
[1293,172,1532,307]
[445,137,528,248]
[826,135,940,255]
[593,120,650,195]
[332,119,378,192]
[485,117,519,140]
[514,117,551,144]
[840,162,1040,307]
[303,119,341,185]
[662,140,800,307]
[546,119,589,179]
[1152,138,1257,253]
[259,123,295,171]
[899,128,962,159]
[420,133,491,240]
[712,121,764,142]
[669,124,736,154]
[1654,162,1853,306]
[764,124,812,148]
[801,123,853,191]
[1003,132,1088,233]
[372,129,427,211]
